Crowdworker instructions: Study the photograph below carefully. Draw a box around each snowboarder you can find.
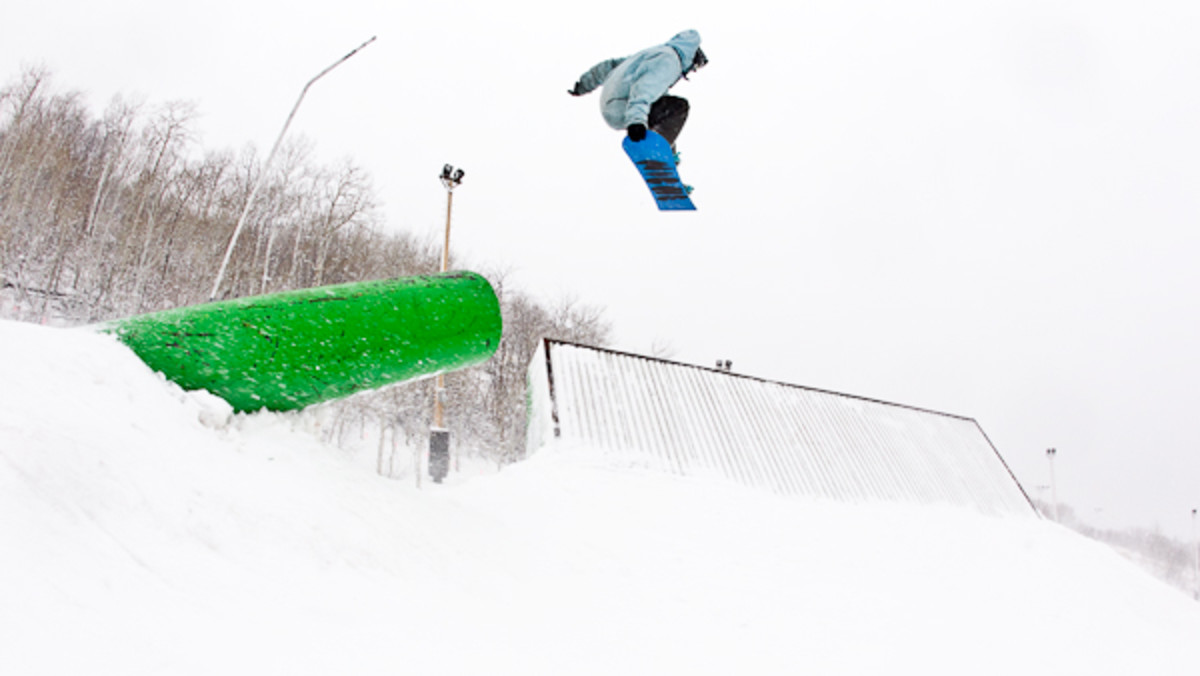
[568,30,707,152]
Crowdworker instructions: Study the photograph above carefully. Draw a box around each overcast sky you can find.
[5,0,1199,536]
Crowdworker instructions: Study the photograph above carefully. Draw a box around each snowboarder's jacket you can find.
[574,30,702,131]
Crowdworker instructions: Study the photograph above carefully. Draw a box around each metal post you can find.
[433,165,462,429]
[430,164,464,482]
[1192,508,1199,600]
[413,413,423,489]
[441,183,455,274]
[209,36,377,301]
[1046,448,1059,521]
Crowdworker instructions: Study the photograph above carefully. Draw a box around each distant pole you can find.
[1192,508,1199,600]
[1046,448,1059,521]
[209,36,377,301]
[429,164,464,483]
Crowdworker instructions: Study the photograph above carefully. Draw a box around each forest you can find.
[0,66,610,466]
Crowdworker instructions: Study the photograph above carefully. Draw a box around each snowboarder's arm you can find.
[571,57,624,95]
[624,52,680,126]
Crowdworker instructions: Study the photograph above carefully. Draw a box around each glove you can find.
[567,82,583,96]
[626,123,647,142]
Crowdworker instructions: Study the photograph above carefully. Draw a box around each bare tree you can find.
[0,66,614,466]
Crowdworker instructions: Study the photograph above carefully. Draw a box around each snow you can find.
[3,317,1200,675]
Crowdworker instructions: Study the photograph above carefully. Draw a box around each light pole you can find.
[209,36,376,301]
[1045,448,1059,521]
[428,164,464,483]
[438,164,464,274]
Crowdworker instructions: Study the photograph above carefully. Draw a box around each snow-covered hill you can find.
[3,318,1200,675]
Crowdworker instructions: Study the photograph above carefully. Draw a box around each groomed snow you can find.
[3,318,1200,675]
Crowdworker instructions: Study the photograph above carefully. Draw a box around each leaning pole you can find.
[209,36,377,302]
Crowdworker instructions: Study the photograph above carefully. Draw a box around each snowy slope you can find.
[3,318,1200,675]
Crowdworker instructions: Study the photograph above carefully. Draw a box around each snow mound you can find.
[3,318,1200,675]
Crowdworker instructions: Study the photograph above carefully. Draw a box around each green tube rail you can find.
[102,271,502,413]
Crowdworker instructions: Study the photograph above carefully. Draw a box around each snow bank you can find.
[3,318,1200,675]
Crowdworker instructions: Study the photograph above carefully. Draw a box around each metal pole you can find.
[429,164,463,483]
[441,190,454,273]
[209,36,377,301]
[434,188,453,428]
[1046,448,1059,521]
[1192,508,1198,600]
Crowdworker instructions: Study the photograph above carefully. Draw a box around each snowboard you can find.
[622,130,696,211]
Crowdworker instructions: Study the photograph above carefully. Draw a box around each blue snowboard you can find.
[622,130,696,211]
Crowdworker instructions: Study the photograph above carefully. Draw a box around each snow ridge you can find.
[3,319,1200,675]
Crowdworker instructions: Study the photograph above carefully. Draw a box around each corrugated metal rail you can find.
[527,339,1036,518]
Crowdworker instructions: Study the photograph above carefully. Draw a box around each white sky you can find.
[4,0,1199,536]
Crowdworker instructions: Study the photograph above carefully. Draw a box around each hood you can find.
[665,30,702,76]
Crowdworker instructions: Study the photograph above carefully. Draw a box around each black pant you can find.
[649,95,689,147]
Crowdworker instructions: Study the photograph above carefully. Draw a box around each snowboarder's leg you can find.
[648,95,690,148]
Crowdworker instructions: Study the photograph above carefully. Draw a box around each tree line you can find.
[0,67,610,464]
[1032,498,1200,599]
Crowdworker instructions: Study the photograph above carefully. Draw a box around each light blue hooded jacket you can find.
[574,30,703,130]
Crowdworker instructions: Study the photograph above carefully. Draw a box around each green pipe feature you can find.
[102,271,502,413]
